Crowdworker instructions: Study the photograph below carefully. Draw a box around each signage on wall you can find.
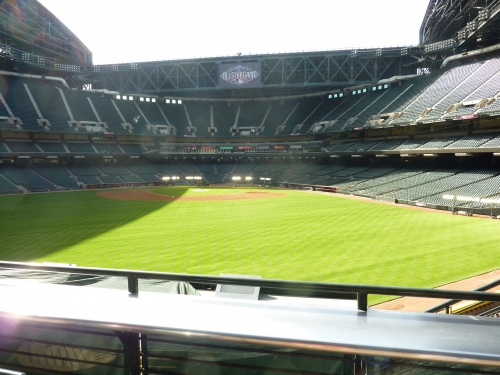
[219,62,261,88]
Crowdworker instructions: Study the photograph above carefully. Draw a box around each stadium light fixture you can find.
[232,176,242,181]
[146,98,150,102]
[140,97,144,102]
[259,177,271,181]
[128,96,133,100]
[172,100,177,104]
[186,176,194,180]
[166,99,171,104]
[116,95,121,99]
[178,100,183,105]
[194,176,202,180]
[245,176,253,181]
[328,94,332,99]
[162,176,171,181]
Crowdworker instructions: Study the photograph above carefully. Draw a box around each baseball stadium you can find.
[1,0,500,374]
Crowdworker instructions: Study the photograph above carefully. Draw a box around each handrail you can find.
[2,261,500,311]
[0,369,25,375]
[425,277,500,313]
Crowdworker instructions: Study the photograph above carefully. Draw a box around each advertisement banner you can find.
[457,114,478,120]
[219,62,261,89]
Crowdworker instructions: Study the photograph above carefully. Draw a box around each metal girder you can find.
[93,48,424,95]
[0,0,92,65]
[420,0,500,48]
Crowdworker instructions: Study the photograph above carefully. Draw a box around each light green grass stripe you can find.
[0,188,499,304]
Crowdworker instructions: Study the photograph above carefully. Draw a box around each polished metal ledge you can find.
[1,279,500,367]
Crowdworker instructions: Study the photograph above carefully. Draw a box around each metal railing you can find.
[2,261,500,312]
[426,277,500,313]
[0,369,25,375]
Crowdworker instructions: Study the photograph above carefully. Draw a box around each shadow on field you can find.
[0,187,188,261]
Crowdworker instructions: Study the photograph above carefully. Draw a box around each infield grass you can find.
[1,186,499,304]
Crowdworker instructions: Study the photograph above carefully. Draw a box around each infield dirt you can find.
[96,189,285,201]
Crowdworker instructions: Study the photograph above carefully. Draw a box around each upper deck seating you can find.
[259,100,297,136]
[391,63,481,126]
[1,77,41,131]
[65,90,99,124]
[160,102,190,135]
[186,102,211,137]
[444,59,500,119]
[27,82,71,132]
[419,59,500,122]
[114,99,150,134]
[89,94,125,133]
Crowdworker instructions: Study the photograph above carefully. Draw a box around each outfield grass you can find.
[1,187,499,304]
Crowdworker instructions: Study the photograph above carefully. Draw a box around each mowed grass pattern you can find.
[1,187,499,304]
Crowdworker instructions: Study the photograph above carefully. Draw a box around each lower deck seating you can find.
[6,142,41,153]
[0,174,22,194]
[93,143,124,154]
[69,165,102,176]
[78,176,102,185]
[100,175,123,184]
[66,143,96,153]
[32,165,79,189]
[37,142,68,153]
[0,166,56,191]
[120,175,145,183]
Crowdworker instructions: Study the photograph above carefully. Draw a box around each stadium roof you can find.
[420,0,500,51]
[0,0,92,67]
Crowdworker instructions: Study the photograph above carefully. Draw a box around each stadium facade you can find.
[2,1,500,374]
